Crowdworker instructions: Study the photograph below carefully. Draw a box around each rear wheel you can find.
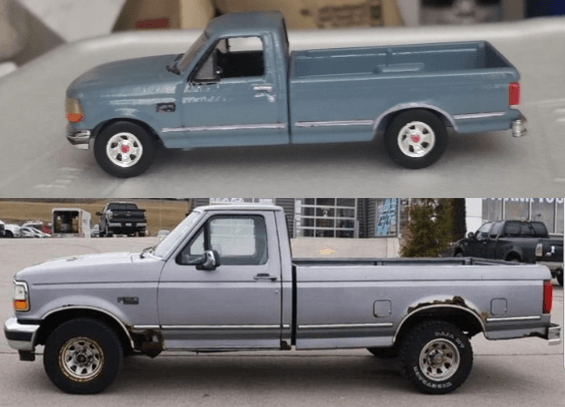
[384,110,448,169]
[43,318,123,394]
[94,122,155,178]
[556,268,563,286]
[400,320,473,394]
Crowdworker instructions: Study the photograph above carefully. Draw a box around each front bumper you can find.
[66,124,91,150]
[4,317,39,351]
[511,114,527,137]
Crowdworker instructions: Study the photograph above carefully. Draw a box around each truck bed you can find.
[291,41,513,79]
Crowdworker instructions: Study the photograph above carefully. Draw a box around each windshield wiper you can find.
[166,53,183,75]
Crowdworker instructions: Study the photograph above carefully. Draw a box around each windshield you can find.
[177,33,209,72]
[153,211,202,258]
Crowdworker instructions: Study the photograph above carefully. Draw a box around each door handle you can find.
[254,273,277,281]
[253,85,273,93]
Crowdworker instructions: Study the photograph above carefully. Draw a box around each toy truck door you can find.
[169,34,289,149]
[157,212,283,349]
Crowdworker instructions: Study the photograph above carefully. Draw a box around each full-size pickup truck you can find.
[96,202,147,237]
[4,205,560,395]
[66,11,526,178]
[454,220,564,285]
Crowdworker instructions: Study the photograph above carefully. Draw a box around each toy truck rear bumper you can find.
[511,114,527,137]
[66,124,91,150]
[4,317,39,353]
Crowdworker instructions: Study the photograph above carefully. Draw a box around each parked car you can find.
[5,205,560,395]
[2,223,21,238]
[536,238,563,286]
[20,227,51,238]
[66,11,526,177]
[96,202,147,237]
[454,220,563,265]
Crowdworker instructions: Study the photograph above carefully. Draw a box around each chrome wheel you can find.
[397,121,436,158]
[59,337,104,382]
[418,338,460,381]
[106,132,143,168]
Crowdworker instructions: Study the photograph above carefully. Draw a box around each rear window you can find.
[108,203,138,211]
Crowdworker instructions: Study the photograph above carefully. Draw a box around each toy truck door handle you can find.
[156,103,176,113]
[254,273,277,281]
[253,84,273,93]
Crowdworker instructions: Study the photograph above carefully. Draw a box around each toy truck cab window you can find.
[178,215,268,266]
[192,36,266,83]
[177,33,209,73]
[476,222,493,240]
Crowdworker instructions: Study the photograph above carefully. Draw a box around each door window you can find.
[193,36,265,83]
[178,216,268,266]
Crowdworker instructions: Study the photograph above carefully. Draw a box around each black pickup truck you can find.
[96,202,147,237]
[454,220,563,284]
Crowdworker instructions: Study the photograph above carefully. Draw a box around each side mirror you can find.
[95,211,102,216]
[196,250,221,271]
[467,231,475,239]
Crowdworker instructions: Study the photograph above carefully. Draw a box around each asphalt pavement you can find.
[0,238,563,406]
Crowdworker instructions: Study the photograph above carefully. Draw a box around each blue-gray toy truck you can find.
[66,11,526,177]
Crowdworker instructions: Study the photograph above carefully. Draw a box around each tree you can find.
[400,199,455,257]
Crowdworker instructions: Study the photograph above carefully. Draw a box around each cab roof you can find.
[197,204,283,212]
[205,11,285,37]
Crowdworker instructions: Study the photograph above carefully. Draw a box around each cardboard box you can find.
[113,0,214,31]
[214,0,403,29]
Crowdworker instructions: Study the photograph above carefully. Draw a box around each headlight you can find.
[13,281,29,312]
[65,97,84,123]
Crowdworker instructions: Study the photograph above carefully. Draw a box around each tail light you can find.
[509,82,520,107]
[535,242,543,257]
[543,280,553,314]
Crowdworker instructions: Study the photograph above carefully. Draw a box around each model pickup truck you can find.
[4,205,560,394]
[454,220,564,285]
[66,11,526,178]
[96,202,147,237]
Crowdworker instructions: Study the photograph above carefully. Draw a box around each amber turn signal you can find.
[65,97,84,123]
[14,300,29,311]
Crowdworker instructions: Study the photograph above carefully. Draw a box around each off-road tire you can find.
[43,318,123,394]
[399,320,473,394]
[384,109,448,169]
[94,121,155,178]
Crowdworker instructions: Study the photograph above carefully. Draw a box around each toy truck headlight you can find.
[13,281,30,312]
[65,97,84,123]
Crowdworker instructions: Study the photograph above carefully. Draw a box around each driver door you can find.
[173,35,289,149]
[157,212,282,350]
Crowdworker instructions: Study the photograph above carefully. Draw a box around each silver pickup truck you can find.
[4,205,560,394]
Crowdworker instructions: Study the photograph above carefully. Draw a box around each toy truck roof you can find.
[205,11,285,37]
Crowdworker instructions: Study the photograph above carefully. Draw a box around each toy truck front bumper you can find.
[4,317,39,359]
[511,114,527,137]
[66,124,91,150]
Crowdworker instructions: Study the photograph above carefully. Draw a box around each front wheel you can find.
[43,318,123,394]
[384,110,448,169]
[94,122,156,178]
[399,321,473,394]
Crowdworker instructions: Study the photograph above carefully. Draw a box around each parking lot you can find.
[0,238,563,406]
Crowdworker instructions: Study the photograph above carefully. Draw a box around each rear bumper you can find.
[511,114,527,137]
[543,323,561,345]
[66,124,91,150]
[3,317,39,351]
